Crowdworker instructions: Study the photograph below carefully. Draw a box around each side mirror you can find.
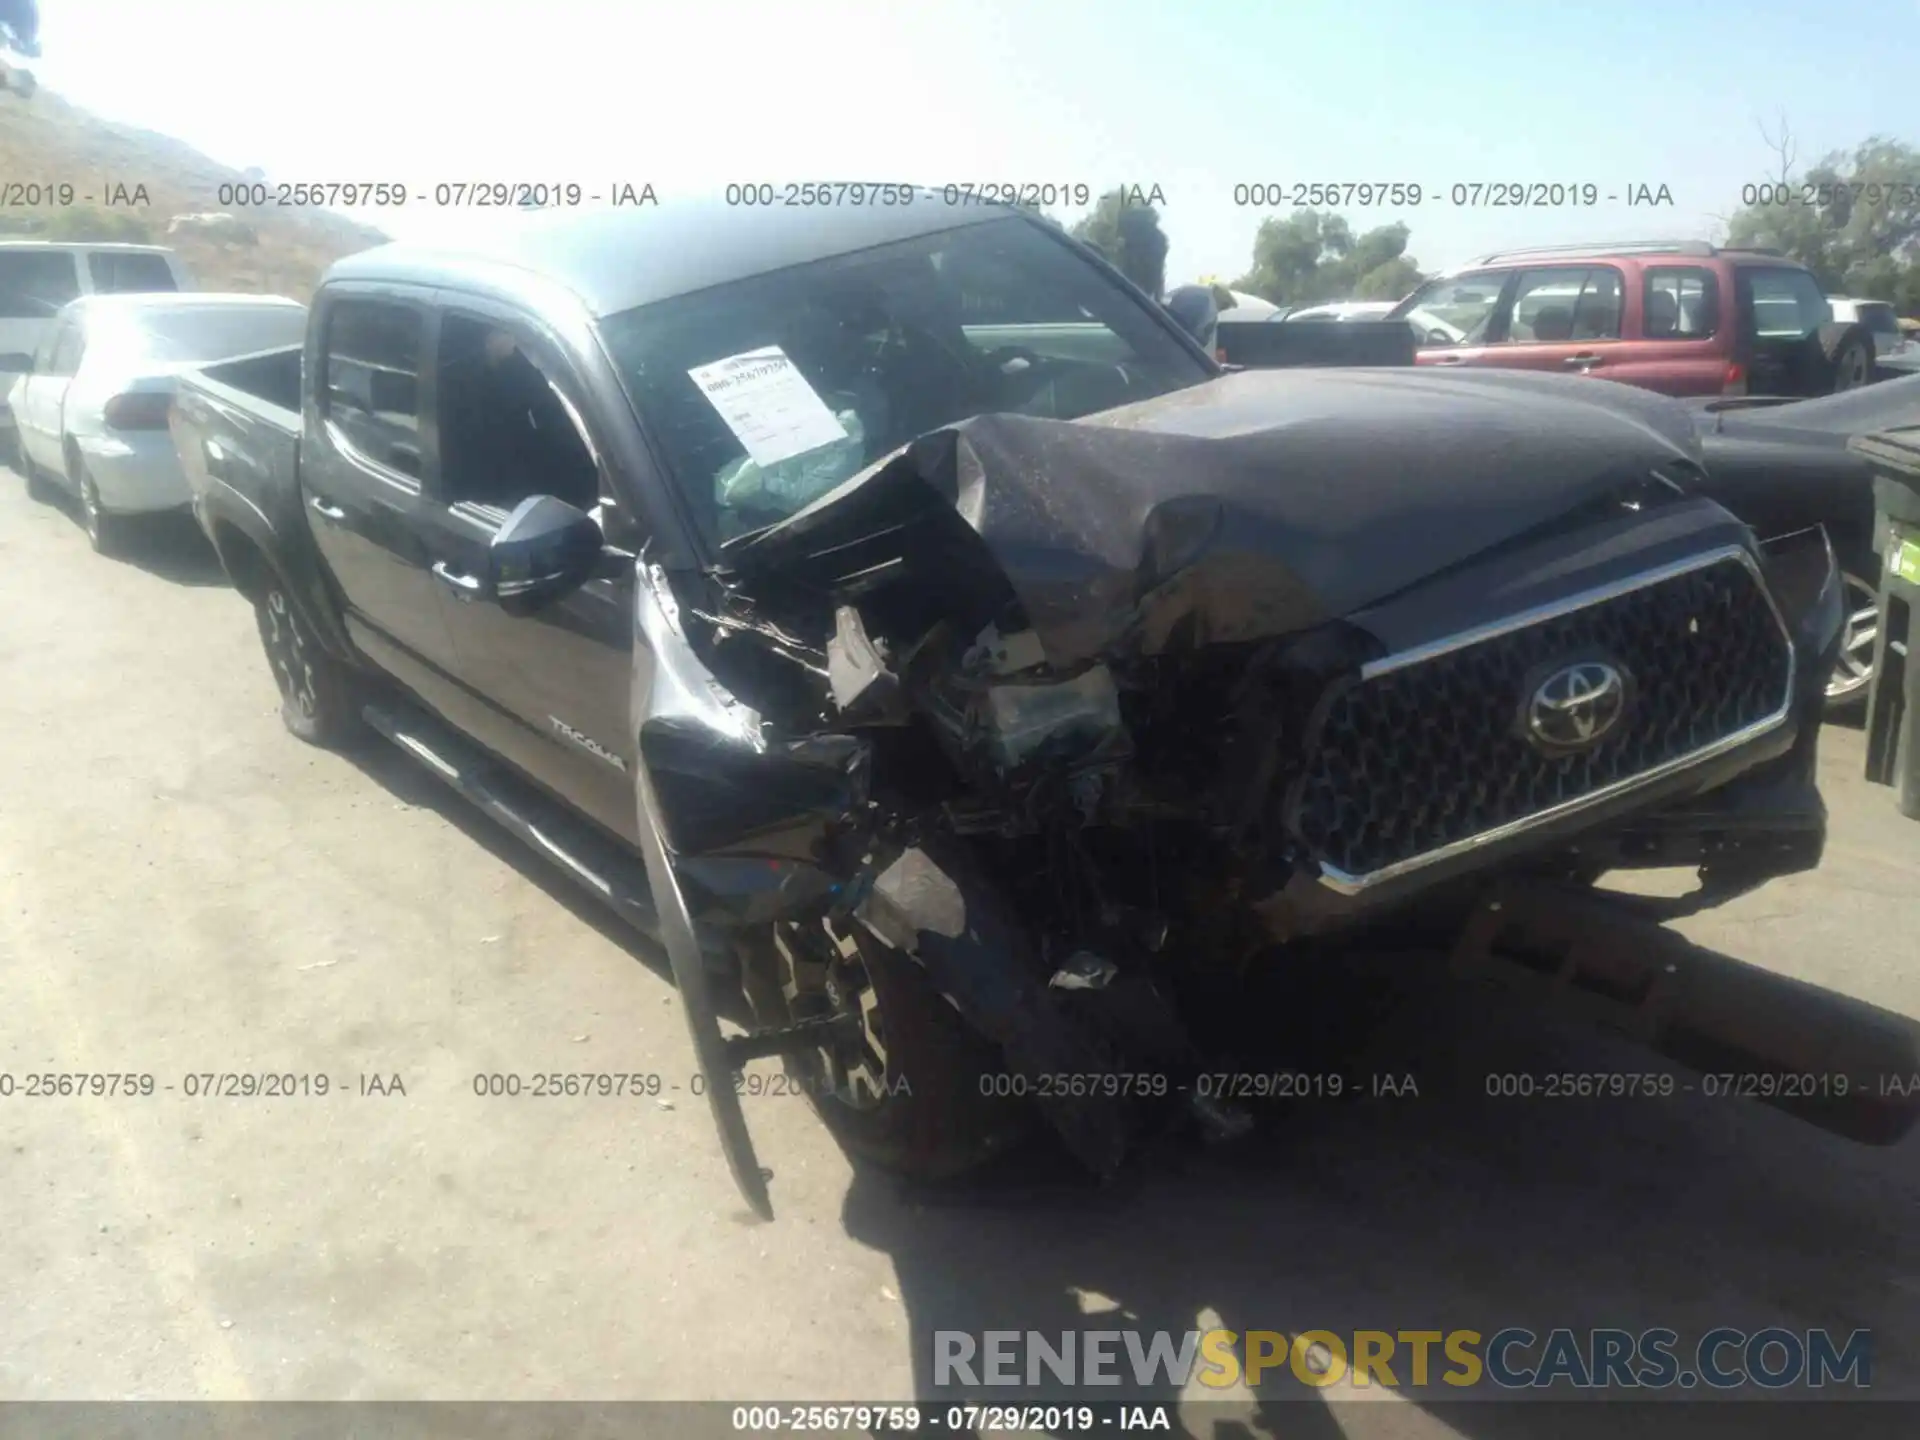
[488,494,604,617]
[0,352,33,373]
[1163,284,1220,351]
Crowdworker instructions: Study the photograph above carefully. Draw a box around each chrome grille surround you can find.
[1291,547,1797,894]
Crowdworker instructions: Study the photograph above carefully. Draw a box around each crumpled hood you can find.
[730,366,1707,668]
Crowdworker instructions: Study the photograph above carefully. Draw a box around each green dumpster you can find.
[1852,428,1920,818]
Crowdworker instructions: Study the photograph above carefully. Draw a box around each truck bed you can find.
[171,344,304,514]
[187,343,304,419]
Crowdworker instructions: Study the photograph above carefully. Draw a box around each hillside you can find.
[0,87,388,300]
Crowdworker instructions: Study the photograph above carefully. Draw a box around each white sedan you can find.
[1286,298,1469,344]
[1281,300,1398,323]
[7,292,306,553]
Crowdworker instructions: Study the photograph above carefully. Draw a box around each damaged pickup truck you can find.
[171,195,1886,1219]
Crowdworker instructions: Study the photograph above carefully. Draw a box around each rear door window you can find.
[47,321,86,378]
[87,251,179,295]
[1743,268,1831,340]
[1643,266,1719,339]
[322,298,426,478]
[30,321,62,371]
[0,251,81,319]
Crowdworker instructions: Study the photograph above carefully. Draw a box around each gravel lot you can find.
[2,464,1917,1436]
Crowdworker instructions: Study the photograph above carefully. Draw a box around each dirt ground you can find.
[1,467,1916,1437]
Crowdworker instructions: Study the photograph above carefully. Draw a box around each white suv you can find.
[0,243,194,440]
[1826,296,1910,365]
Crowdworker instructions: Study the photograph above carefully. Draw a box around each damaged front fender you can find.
[631,559,874,925]
[629,559,881,1219]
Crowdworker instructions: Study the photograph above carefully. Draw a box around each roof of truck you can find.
[328,191,1022,320]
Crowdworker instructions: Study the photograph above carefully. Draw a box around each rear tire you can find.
[743,914,1028,1181]
[75,464,126,556]
[1821,323,1875,393]
[252,581,364,746]
[19,445,53,504]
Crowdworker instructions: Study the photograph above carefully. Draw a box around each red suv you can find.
[1384,241,1878,399]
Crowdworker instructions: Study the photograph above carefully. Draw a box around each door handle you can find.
[1563,353,1603,368]
[1429,355,1466,365]
[431,560,484,598]
[308,495,346,521]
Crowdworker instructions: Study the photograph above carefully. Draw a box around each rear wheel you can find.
[1822,324,1875,393]
[75,465,125,555]
[744,914,1027,1180]
[252,581,364,746]
[18,444,53,504]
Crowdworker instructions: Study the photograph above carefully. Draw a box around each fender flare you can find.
[198,483,358,664]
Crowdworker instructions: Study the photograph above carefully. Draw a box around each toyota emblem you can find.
[1525,661,1628,754]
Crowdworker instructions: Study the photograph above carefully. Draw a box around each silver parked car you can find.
[6,292,307,553]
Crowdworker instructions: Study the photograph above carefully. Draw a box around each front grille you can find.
[1290,554,1793,886]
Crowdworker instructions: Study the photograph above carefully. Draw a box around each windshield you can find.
[102,304,307,363]
[88,251,179,295]
[1388,271,1506,347]
[596,215,1211,546]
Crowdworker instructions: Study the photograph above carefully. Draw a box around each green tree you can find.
[1232,209,1424,306]
[1724,125,1920,304]
[1071,188,1169,298]
[1341,221,1424,299]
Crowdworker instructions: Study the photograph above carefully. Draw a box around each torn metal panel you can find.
[852,842,1134,1176]
[634,563,874,923]
[826,604,907,724]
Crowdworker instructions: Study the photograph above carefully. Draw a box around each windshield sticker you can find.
[688,345,849,468]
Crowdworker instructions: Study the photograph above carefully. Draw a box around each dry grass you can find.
[0,87,387,300]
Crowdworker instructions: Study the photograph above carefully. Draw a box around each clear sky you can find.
[26,0,1919,287]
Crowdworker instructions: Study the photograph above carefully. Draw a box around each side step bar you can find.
[361,697,822,1220]
[362,698,673,948]
[1453,880,1920,1144]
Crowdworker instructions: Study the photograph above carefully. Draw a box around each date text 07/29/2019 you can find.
[1228,181,1675,208]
